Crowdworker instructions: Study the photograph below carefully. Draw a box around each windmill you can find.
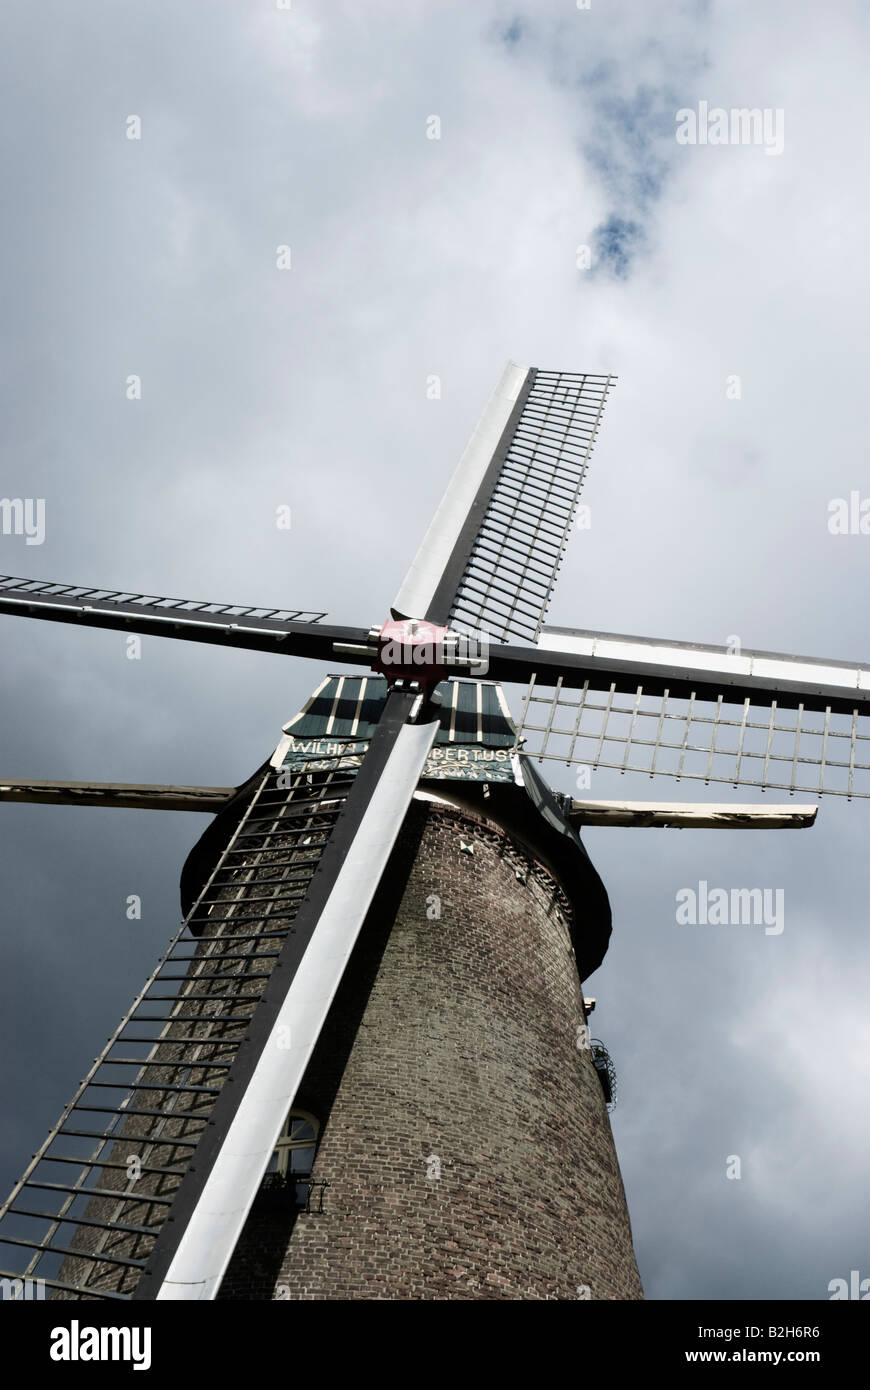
[0,360,864,1302]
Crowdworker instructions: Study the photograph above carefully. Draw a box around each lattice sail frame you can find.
[518,677,870,799]
[0,758,356,1299]
[447,371,613,644]
[0,574,326,624]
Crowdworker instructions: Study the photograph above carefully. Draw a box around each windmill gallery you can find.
[0,363,867,1300]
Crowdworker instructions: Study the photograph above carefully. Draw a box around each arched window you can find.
[263,1111,319,1207]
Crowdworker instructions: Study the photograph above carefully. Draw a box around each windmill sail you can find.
[139,688,437,1300]
[0,755,357,1298]
[392,363,613,642]
[516,628,870,799]
[0,574,366,662]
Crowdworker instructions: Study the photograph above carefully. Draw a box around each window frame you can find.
[270,1109,319,1180]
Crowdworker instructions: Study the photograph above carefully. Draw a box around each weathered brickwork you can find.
[219,800,643,1301]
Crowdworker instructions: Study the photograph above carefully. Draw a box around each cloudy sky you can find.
[1,0,869,1301]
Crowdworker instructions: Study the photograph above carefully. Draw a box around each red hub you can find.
[374,619,451,692]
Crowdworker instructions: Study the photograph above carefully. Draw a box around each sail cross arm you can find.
[0,780,236,812]
[568,800,818,829]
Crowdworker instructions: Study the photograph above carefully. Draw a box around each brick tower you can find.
[203,678,643,1300]
[219,798,641,1300]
